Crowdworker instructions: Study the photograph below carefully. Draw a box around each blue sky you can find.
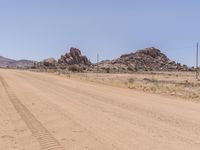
[0,0,199,66]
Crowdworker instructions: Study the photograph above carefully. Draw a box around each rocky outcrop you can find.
[58,48,91,67]
[34,57,57,69]
[35,47,92,71]
[43,58,57,67]
[34,47,189,72]
[95,47,189,72]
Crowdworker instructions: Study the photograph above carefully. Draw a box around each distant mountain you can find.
[0,56,36,68]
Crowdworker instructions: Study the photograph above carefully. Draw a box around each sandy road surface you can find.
[0,70,200,150]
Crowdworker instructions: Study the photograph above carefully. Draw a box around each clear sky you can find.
[0,0,199,66]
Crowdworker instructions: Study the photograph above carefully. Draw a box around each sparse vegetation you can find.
[68,65,83,72]
[69,71,200,101]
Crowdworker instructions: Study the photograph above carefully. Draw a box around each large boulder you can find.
[43,57,57,66]
[34,57,57,69]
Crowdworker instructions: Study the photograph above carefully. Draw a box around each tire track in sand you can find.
[0,75,65,150]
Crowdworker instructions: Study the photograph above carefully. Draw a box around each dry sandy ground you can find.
[0,69,200,150]
[71,72,200,100]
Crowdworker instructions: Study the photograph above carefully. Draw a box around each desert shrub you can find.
[151,78,158,83]
[30,66,36,69]
[106,68,110,73]
[128,78,135,84]
[127,66,134,71]
[143,78,151,82]
[68,65,83,72]
[82,66,87,70]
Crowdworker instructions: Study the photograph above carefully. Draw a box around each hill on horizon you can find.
[0,56,36,68]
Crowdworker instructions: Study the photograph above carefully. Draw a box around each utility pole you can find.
[97,53,99,74]
[196,42,199,79]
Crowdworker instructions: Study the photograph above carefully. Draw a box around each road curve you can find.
[0,69,200,150]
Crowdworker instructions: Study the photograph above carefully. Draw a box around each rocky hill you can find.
[0,56,15,68]
[95,47,188,72]
[35,47,92,71]
[0,56,35,68]
[34,47,189,72]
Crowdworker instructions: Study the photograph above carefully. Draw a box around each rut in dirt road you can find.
[0,75,65,150]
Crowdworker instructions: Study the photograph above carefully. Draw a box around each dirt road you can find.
[0,70,200,150]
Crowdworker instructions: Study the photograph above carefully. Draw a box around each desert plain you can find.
[0,69,200,150]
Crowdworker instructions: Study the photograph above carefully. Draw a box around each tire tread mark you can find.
[0,75,65,150]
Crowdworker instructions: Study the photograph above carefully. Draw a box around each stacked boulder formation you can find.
[95,47,188,72]
[58,47,91,68]
[35,47,92,71]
